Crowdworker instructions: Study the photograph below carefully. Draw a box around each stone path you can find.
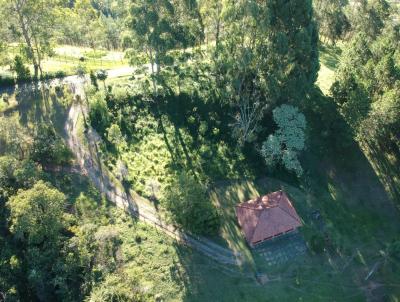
[254,231,307,266]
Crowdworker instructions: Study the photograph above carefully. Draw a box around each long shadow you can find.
[363,140,400,203]
[319,44,342,71]
[156,113,180,164]
[298,90,400,297]
[173,126,199,178]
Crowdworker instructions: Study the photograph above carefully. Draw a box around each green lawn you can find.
[0,44,129,81]
[48,171,369,302]
[316,44,342,95]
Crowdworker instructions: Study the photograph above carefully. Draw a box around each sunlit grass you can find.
[317,43,342,95]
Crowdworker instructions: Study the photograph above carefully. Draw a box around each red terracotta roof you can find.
[236,190,302,246]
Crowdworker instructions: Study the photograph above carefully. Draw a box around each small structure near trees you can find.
[236,190,302,247]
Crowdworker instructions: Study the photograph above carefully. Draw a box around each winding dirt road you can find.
[63,68,244,266]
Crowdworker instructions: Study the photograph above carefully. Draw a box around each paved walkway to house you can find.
[254,231,308,266]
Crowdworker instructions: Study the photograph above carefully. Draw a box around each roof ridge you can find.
[236,205,263,211]
[250,208,265,243]
[277,192,302,223]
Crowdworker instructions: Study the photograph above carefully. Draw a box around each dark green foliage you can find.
[12,55,31,82]
[40,70,67,81]
[90,70,99,90]
[331,23,400,146]
[0,75,15,87]
[389,239,400,260]
[127,0,205,94]
[265,0,320,103]
[30,124,72,166]
[162,172,220,235]
[310,233,326,254]
[314,0,350,44]
[0,156,41,202]
[4,181,68,300]
[89,93,111,135]
[347,0,391,39]
[214,0,319,144]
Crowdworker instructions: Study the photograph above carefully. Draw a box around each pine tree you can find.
[263,0,319,104]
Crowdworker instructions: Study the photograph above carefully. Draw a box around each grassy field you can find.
[316,44,342,95]
[0,45,129,81]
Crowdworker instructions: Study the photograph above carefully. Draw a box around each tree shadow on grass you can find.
[3,82,71,140]
[146,93,259,181]
[319,44,342,71]
[298,90,400,299]
[171,236,366,302]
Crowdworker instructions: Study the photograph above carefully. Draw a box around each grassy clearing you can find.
[0,45,129,83]
[316,44,342,95]
[98,93,257,199]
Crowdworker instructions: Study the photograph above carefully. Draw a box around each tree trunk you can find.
[14,1,39,79]
[148,47,157,95]
[215,0,222,50]
[33,64,39,80]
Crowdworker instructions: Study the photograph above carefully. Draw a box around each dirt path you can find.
[63,71,244,266]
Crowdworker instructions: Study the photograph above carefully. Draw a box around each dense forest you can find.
[1,0,400,301]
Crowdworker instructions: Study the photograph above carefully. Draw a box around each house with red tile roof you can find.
[236,190,302,247]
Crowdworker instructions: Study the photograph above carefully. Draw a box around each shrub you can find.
[310,233,326,254]
[161,172,220,235]
[12,56,31,82]
[199,121,208,136]
[40,71,67,80]
[1,93,9,104]
[89,93,110,135]
[30,124,72,166]
[389,239,400,260]
[75,64,87,78]
[0,75,15,87]
[90,70,99,90]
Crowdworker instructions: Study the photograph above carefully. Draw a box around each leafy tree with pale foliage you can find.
[107,123,126,153]
[0,0,60,79]
[0,115,32,159]
[262,105,306,177]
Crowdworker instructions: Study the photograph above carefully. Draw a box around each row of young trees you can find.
[331,0,400,151]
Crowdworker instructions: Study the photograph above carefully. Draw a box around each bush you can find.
[74,64,87,78]
[310,233,326,254]
[40,71,67,81]
[89,93,110,135]
[161,172,220,235]
[90,70,99,90]
[389,239,400,260]
[12,56,31,82]
[30,124,72,166]
[0,75,15,87]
